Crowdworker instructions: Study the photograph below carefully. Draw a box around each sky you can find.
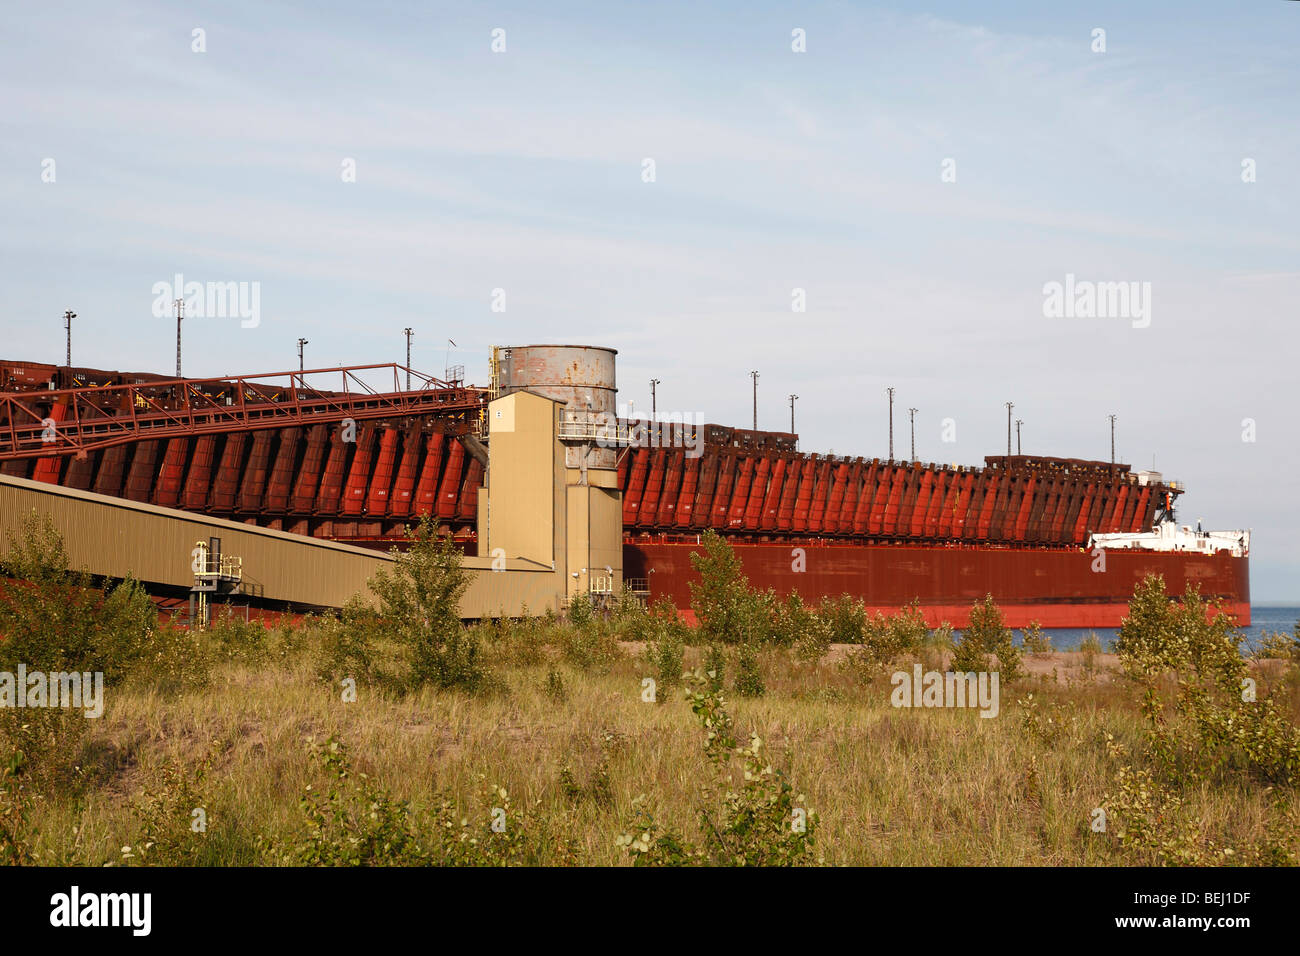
[3,1,1298,599]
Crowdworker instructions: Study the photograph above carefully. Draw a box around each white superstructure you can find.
[1090,519,1249,557]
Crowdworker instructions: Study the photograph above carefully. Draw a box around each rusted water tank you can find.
[497,345,618,469]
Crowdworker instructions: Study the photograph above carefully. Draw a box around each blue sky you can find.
[4,1,1299,599]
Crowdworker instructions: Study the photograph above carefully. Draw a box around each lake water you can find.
[1021,606,1299,652]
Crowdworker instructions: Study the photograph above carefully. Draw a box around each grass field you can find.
[5,634,1297,867]
[2,518,1298,867]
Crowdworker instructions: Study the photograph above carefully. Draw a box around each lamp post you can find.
[62,310,76,367]
[887,387,896,459]
[749,370,759,431]
[403,328,413,390]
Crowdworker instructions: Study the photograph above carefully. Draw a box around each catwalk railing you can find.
[0,364,486,461]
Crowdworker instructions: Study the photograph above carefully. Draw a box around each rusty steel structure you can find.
[0,346,1249,626]
[0,363,483,462]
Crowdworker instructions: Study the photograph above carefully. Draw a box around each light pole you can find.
[650,378,660,419]
[908,407,918,462]
[174,298,184,378]
[789,394,798,434]
[1005,402,1014,457]
[298,337,309,374]
[749,370,759,431]
[62,310,76,367]
[403,327,413,390]
[886,387,895,460]
[1108,414,1117,475]
[1015,419,1023,455]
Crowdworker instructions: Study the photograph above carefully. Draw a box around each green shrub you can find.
[1078,633,1102,680]
[617,670,818,866]
[207,607,269,665]
[735,643,765,698]
[1021,621,1051,654]
[1101,576,1300,864]
[952,594,1022,682]
[1252,629,1300,664]
[817,594,868,644]
[689,531,765,644]
[703,643,726,692]
[314,597,389,689]
[274,736,575,866]
[643,626,685,704]
[0,749,35,865]
[0,511,168,685]
[559,623,621,672]
[367,517,485,693]
[543,667,567,704]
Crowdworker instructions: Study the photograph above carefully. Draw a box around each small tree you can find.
[952,594,1022,682]
[689,531,762,644]
[367,516,479,691]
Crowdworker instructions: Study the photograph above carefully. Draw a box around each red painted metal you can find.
[237,430,274,512]
[341,425,375,517]
[314,433,348,514]
[1129,485,1151,532]
[436,439,465,519]
[1071,482,1096,544]
[839,459,863,534]
[791,456,818,533]
[709,453,738,529]
[626,540,1250,629]
[978,473,1001,539]
[727,456,755,529]
[881,466,906,536]
[183,435,216,509]
[760,456,787,531]
[807,459,834,533]
[210,434,247,511]
[458,457,483,521]
[854,462,878,535]
[740,454,768,530]
[657,448,685,527]
[388,427,422,519]
[910,468,934,537]
[1106,483,1130,533]
[691,453,719,529]
[622,447,649,525]
[154,438,188,508]
[824,462,850,535]
[941,468,961,538]
[639,448,668,529]
[1012,476,1037,540]
[291,425,328,514]
[265,428,300,513]
[365,428,400,515]
[413,432,446,517]
[64,451,94,491]
[0,363,483,461]
[122,439,159,503]
[93,444,128,497]
[675,454,700,528]
[778,455,803,532]
[32,401,68,483]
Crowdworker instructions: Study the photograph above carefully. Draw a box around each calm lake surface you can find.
[1020,606,1299,652]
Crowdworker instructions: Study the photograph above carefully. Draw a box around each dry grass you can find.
[13,636,1299,866]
